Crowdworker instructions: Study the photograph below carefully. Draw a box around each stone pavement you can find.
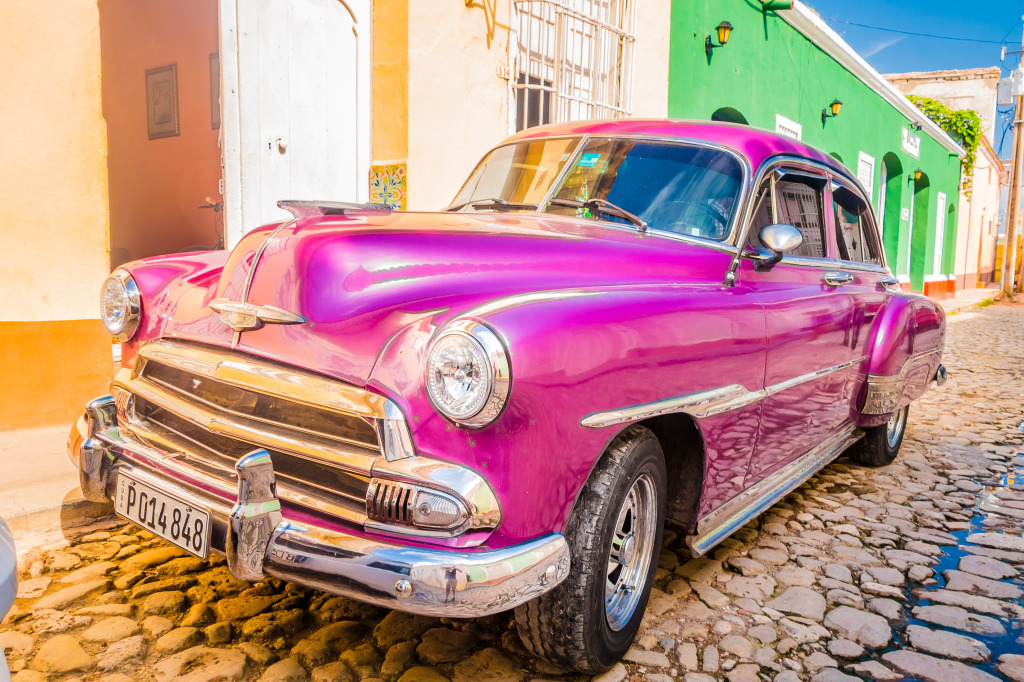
[1,303,1023,682]
[0,425,98,536]
[938,287,999,315]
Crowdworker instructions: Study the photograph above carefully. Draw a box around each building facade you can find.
[0,0,969,430]
[886,67,1006,290]
[666,0,965,297]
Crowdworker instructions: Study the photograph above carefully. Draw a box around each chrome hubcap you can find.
[605,473,657,631]
[886,406,908,448]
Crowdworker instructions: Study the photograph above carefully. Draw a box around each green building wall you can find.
[667,0,963,292]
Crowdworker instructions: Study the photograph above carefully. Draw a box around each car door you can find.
[828,179,890,410]
[738,165,861,485]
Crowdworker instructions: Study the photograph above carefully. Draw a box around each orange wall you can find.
[0,0,113,429]
[100,0,221,267]
[0,321,113,430]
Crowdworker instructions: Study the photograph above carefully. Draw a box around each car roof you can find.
[504,119,855,184]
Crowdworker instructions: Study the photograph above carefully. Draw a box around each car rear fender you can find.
[854,293,945,427]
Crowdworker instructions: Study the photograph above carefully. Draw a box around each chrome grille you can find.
[140,359,380,450]
[113,340,392,525]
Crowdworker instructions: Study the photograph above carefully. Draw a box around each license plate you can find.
[114,473,211,559]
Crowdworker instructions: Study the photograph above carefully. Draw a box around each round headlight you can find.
[425,321,511,427]
[100,270,141,341]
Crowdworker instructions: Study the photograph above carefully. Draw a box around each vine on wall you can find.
[908,95,983,197]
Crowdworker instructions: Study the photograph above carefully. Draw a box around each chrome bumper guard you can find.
[69,396,570,617]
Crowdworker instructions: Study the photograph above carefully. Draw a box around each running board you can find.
[685,423,863,557]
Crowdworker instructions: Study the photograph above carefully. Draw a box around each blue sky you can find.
[806,0,1022,158]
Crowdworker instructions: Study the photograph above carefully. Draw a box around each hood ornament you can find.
[209,298,306,332]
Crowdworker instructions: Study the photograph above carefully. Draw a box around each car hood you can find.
[162,210,725,386]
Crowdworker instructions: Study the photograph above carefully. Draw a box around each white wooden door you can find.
[219,0,370,247]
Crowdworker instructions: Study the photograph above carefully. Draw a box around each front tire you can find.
[850,405,909,466]
[514,425,666,673]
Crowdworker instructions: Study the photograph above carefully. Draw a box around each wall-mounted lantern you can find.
[821,99,843,124]
[909,168,923,183]
[705,21,733,59]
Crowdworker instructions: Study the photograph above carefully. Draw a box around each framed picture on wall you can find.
[210,53,220,130]
[146,64,179,140]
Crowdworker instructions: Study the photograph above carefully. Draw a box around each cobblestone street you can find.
[2,302,1023,682]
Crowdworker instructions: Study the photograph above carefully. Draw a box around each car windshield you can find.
[451,136,744,241]
[543,138,744,240]
[449,137,582,212]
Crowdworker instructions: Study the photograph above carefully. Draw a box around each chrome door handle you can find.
[822,271,854,287]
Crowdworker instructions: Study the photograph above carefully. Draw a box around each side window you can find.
[832,184,880,264]
[775,174,828,259]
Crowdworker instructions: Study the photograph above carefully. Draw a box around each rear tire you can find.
[514,425,666,674]
[850,405,909,466]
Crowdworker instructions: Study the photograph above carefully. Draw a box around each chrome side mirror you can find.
[756,223,803,270]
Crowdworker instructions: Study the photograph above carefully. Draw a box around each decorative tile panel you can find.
[369,162,407,210]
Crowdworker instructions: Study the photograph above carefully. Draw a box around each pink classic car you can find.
[70,120,946,672]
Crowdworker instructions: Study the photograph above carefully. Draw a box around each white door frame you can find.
[218,0,371,248]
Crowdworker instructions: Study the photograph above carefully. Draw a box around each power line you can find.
[822,16,1009,45]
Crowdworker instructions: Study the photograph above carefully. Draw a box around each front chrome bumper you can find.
[69,396,570,617]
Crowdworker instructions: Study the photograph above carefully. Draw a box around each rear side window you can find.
[775,174,827,259]
[833,184,880,265]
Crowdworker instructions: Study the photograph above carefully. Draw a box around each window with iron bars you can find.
[511,0,636,132]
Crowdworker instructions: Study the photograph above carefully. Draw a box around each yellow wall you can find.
[372,0,409,162]
[0,0,112,429]
[0,321,112,431]
[101,0,222,266]
[633,0,671,118]
[380,0,672,210]
[406,0,513,209]
[0,0,110,322]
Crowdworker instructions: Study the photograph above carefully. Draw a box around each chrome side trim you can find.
[862,348,942,415]
[685,422,863,556]
[581,356,867,428]
[581,384,753,428]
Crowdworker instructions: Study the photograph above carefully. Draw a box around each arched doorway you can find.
[943,204,956,275]
[909,171,930,292]
[879,153,903,268]
[710,107,748,125]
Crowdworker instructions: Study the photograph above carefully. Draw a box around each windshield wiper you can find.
[547,197,648,232]
[448,197,539,212]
